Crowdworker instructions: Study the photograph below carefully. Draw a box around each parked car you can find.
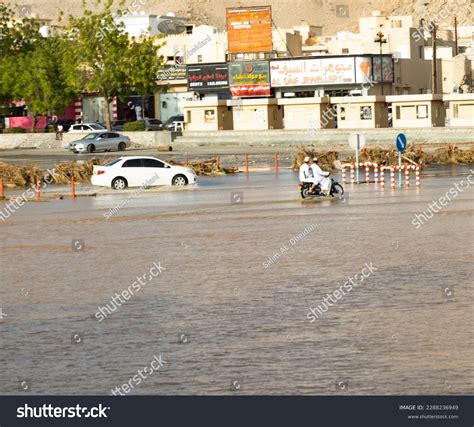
[163,115,184,131]
[91,156,197,190]
[68,123,106,133]
[67,132,130,154]
[111,120,126,132]
[141,118,164,131]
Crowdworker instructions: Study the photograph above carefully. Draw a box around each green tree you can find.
[0,4,40,104]
[0,5,78,129]
[11,35,79,130]
[66,0,166,130]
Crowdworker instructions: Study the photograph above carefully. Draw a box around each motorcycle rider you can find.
[299,156,318,193]
[311,157,331,195]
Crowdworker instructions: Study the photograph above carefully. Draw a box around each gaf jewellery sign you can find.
[229,61,271,97]
[270,57,356,87]
[187,63,229,92]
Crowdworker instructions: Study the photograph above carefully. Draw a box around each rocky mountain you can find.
[5,0,473,33]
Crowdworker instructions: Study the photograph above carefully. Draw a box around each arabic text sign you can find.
[227,6,273,54]
[187,63,229,92]
[270,58,356,87]
[229,61,271,97]
[156,65,187,81]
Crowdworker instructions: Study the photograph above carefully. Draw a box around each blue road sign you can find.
[396,133,407,153]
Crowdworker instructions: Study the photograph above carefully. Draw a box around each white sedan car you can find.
[91,156,197,190]
[68,123,106,133]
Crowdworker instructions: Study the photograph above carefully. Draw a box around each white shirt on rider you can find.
[299,163,311,182]
[310,163,329,183]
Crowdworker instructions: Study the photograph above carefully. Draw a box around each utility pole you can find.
[374,25,387,95]
[454,16,458,56]
[431,22,437,94]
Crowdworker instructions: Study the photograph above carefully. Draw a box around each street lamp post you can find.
[374,26,387,95]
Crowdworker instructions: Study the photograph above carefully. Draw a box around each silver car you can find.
[68,132,131,154]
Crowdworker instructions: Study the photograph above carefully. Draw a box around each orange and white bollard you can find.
[71,176,76,199]
[341,165,347,185]
[245,154,249,174]
[350,164,355,185]
[0,178,4,198]
[36,177,41,201]
[415,165,421,188]
[365,162,371,184]
[390,167,396,189]
[404,165,410,188]
[274,153,279,173]
[374,163,379,184]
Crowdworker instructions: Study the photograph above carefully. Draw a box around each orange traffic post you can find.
[0,178,4,198]
[36,177,41,201]
[245,154,249,174]
[274,153,279,173]
[71,176,76,199]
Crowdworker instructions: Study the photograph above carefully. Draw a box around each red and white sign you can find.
[270,57,356,87]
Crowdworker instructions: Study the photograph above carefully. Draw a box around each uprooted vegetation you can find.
[0,158,239,187]
[167,158,239,176]
[293,144,474,170]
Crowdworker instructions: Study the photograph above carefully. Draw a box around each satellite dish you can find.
[39,26,50,37]
[157,19,186,35]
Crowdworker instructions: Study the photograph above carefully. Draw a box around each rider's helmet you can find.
[304,156,310,163]
[313,157,318,162]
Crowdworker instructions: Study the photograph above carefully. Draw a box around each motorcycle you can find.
[299,176,344,199]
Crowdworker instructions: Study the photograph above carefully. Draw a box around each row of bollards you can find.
[0,176,77,201]
[0,154,285,201]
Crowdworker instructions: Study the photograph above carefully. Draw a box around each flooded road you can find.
[0,167,473,395]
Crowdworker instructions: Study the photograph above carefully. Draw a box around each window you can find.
[396,106,401,119]
[341,48,349,54]
[418,46,424,59]
[453,104,459,118]
[122,159,142,168]
[143,159,166,168]
[340,106,346,121]
[105,159,122,167]
[90,124,105,130]
[416,105,428,119]
[107,133,119,138]
[197,55,203,62]
[360,106,372,120]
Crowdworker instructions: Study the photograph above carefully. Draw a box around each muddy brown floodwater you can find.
[0,166,473,395]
